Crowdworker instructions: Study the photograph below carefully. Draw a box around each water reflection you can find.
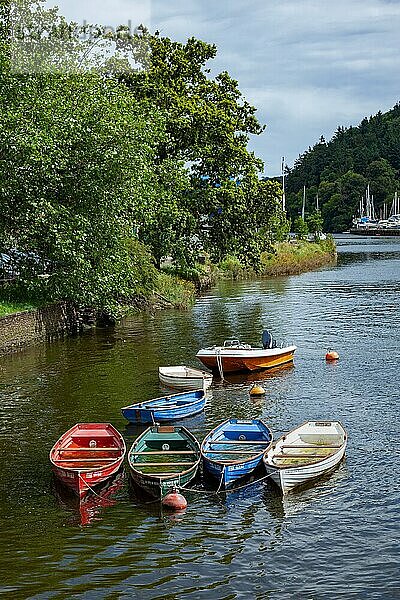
[1,237,399,598]
[52,469,125,527]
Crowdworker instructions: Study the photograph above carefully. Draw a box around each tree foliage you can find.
[0,1,285,312]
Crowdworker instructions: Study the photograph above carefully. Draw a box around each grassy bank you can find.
[1,238,335,318]
[260,238,337,276]
[0,271,195,320]
[0,300,38,318]
[217,237,337,279]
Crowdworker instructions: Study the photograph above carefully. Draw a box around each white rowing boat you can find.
[263,420,347,494]
[158,365,213,391]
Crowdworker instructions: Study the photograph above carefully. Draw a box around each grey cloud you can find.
[47,0,400,174]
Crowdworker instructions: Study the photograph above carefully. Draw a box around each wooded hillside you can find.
[285,104,400,231]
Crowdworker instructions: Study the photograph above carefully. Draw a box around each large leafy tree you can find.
[1,1,285,311]
[109,28,284,264]
[0,3,165,309]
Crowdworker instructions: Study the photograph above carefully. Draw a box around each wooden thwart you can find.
[133,450,195,455]
[59,458,116,463]
[59,447,121,452]
[209,440,270,445]
[281,444,341,449]
[275,453,330,459]
[132,461,196,467]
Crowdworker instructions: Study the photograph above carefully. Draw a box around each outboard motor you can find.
[262,330,272,349]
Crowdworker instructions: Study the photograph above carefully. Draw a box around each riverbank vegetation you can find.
[0,1,330,319]
[284,105,400,232]
[216,238,336,279]
[0,300,37,318]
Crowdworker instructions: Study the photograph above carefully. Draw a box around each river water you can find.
[0,236,399,599]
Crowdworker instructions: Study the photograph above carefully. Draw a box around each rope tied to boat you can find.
[216,465,226,494]
[216,348,224,381]
[77,473,106,500]
[177,472,274,496]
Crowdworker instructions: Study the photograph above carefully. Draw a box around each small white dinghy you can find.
[158,366,213,391]
[263,421,347,494]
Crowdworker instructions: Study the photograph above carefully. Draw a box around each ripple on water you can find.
[1,237,400,598]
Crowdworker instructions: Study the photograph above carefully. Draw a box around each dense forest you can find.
[0,0,287,315]
[285,104,400,232]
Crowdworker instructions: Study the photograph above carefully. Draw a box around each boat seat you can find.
[208,440,270,445]
[274,453,329,459]
[281,444,341,449]
[132,461,196,467]
[132,450,196,455]
[74,431,113,437]
[59,447,121,452]
[205,450,261,455]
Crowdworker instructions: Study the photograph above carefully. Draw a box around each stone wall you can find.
[0,303,92,355]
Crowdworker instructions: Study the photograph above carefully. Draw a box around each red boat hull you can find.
[50,423,126,498]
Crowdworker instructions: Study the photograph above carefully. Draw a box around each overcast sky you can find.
[45,0,400,176]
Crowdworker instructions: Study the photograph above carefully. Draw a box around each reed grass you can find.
[155,272,196,309]
[260,239,336,277]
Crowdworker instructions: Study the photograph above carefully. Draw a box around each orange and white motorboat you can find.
[196,331,296,374]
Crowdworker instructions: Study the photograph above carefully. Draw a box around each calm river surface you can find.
[1,236,399,599]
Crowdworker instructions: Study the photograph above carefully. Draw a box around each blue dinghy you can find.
[121,390,206,424]
[201,418,273,488]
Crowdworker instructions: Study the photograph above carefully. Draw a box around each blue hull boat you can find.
[201,418,273,488]
[121,390,206,424]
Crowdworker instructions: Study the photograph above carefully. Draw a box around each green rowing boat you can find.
[128,424,200,499]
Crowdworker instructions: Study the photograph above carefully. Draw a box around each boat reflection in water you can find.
[262,460,349,520]
[52,469,125,526]
[220,362,295,385]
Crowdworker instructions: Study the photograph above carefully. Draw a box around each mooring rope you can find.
[216,348,224,381]
[216,465,226,493]
[77,473,105,499]
[178,472,273,496]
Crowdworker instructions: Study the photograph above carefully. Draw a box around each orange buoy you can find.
[249,384,266,396]
[162,487,187,511]
[325,350,339,361]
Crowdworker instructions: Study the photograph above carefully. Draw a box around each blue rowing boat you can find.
[121,390,206,424]
[201,418,273,488]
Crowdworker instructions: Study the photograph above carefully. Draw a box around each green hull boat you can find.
[128,424,200,499]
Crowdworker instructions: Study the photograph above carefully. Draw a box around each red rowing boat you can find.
[50,423,126,498]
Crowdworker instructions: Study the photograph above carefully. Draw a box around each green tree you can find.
[293,217,309,240]
[0,71,164,310]
[306,211,323,235]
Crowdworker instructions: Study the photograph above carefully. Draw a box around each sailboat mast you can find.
[302,185,306,220]
[281,156,286,212]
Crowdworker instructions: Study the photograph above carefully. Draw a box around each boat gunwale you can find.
[128,425,201,481]
[196,344,297,358]
[263,420,347,471]
[121,389,205,413]
[201,418,273,466]
[50,423,126,473]
[158,366,212,378]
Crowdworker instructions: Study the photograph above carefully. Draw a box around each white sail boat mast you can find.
[281,156,286,212]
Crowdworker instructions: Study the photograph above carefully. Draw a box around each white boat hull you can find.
[265,445,346,494]
[264,420,347,494]
[158,366,213,391]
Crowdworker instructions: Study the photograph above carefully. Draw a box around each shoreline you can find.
[0,239,336,356]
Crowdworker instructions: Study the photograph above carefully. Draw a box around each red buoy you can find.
[325,350,339,361]
[162,487,187,511]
